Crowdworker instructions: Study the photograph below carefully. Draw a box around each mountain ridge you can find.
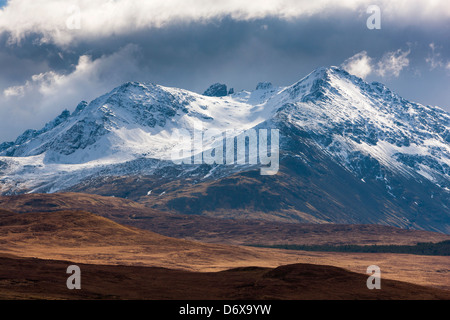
[0,66,449,233]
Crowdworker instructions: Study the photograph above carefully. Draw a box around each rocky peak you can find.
[203,83,227,97]
[256,82,273,90]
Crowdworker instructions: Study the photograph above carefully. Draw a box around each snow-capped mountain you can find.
[278,67,450,189]
[1,66,449,233]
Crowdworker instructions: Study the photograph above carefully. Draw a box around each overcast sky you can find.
[0,0,449,142]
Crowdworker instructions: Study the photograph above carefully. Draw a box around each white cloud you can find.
[376,49,410,78]
[0,44,143,141]
[3,70,61,98]
[3,84,25,97]
[0,0,449,46]
[3,44,141,99]
[342,49,410,79]
[341,51,373,79]
[426,43,444,70]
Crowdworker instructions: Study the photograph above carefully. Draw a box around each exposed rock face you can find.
[203,83,228,97]
[256,82,273,90]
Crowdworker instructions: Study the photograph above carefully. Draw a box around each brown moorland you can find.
[1,192,449,246]
[0,255,449,300]
[0,207,449,292]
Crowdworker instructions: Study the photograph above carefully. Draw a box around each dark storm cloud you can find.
[27,12,444,93]
[0,3,449,142]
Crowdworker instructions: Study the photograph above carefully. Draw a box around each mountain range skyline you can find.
[1,65,449,234]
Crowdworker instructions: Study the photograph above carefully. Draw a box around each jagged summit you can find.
[256,82,273,90]
[203,83,228,97]
[0,66,402,158]
[1,65,448,165]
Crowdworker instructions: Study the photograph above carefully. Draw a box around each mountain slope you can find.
[2,192,449,246]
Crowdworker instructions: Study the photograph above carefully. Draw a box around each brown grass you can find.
[1,192,449,246]
[0,256,449,300]
[0,208,449,292]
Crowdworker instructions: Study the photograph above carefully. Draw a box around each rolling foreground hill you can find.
[0,67,449,232]
[1,256,449,300]
[0,207,301,272]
